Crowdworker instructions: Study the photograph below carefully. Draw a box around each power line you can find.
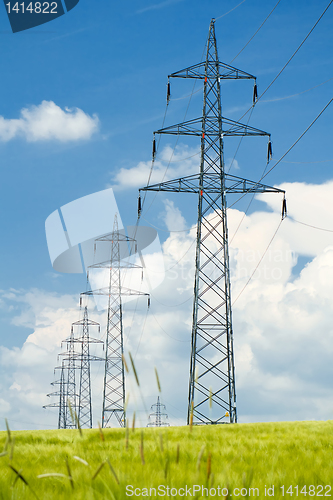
[215,0,247,21]
[261,98,333,181]
[232,218,283,305]
[289,217,333,233]
[229,0,282,63]
[258,0,333,103]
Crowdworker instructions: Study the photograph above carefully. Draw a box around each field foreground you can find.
[0,420,332,499]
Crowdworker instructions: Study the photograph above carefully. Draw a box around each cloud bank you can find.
[0,101,99,142]
[111,144,240,190]
[1,180,333,429]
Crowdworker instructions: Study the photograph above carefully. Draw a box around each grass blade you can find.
[65,458,74,490]
[155,367,161,392]
[129,352,140,387]
[73,456,89,467]
[74,411,83,437]
[176,443,180,464]
[125,420,129,450]
[140,431,145,465]
[9,436,15,462]
[38,473,71,479]
[122,354,129,373]
[196,444,205,471]
[189,401,194,431]
[207,451,212,480]
[9,464,40,500]
[9,464,28,485]
[107,458,119,485]
[5,419,11,444]
[92,461,105,480]
[98,421,105,442]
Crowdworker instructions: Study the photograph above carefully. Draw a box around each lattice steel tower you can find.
[71,306,103,428]
[139,19,285,425]
[44,362,67,429]
[82,214,149,428]
[147,396,170,427]
[45,307,103,429]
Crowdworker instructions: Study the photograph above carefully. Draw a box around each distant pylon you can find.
[44,328,78,429]
[82,213,150,428]
[63,323,78,429]
[45,307,104,429]
[71,306,103,428]
[147,396,170,427]
[139,19,286,425]
[44,362,66,429]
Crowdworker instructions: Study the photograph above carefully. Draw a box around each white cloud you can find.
[111,145,241,191]
[2,180,333,429]
[111,144,200,190]
[0,101,99,142]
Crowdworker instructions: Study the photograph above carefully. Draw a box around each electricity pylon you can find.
[139,19,286,425]
[44,326,78,429]
[147,396,170,427]
[45,307,103,429]
[71,306,103,428]
[82,214,150,428]
[44,363,66,429]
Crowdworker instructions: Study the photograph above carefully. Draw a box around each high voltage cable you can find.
[258,0,333,103]
[215,0,247,21]
[225,97,333,213]
[289,217,333,233]
[229,0,282,63]
[232,218,283,305]
[261,76,333,103]
[261,98,333,181]
[156,75,333,165]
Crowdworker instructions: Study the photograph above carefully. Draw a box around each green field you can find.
[0,420,332,499]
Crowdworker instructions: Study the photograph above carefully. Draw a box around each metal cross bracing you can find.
[147,396,170,427]
[82,214,150,428]
[139,19,286,425]
[70,306,104,428]
[62,323,78,429]
[44,326,78,429]
[44,362,66,429]
[44,307,103,429]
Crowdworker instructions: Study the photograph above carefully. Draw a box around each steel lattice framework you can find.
[45,307,103,429]
[147,396,170,427]
[44,363,67,429]
[82,214,149,428]
[71,306,103,428]
[140,19,285,425]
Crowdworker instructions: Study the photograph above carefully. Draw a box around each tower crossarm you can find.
[140,173,285,196]
[88,261,142,270]
[168,61,255,81]
[81,287,149,298]
[154,116,269,138]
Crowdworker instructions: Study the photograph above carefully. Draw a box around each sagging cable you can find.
[267,137,273,162]
[148,296,151,309]
[167,79,171,105]
[282,194,287,220]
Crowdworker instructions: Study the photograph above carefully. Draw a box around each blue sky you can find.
[0,0,333,430]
